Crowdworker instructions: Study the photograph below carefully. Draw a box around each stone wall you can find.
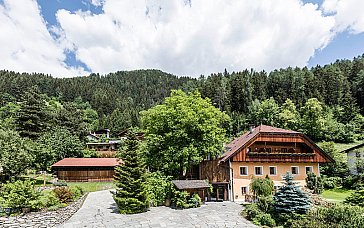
[0,194,87,228]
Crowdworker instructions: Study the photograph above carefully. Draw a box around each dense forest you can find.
[0,54,363,142]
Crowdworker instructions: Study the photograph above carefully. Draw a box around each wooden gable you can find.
[231,133,333,163]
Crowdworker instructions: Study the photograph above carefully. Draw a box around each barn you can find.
[51,158,120,182]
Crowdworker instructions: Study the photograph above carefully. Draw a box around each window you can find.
[291,166,299,175]
[240,166,248,176]
[281,148,287,153]
[241,186,248,195]
[305,166,313,174]
[269,166,277,175]
[255,166,263,176]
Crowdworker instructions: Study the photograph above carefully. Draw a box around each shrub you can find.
[253,213,276,227]
[172,190,189,209]
[70,186,84,201]
[256,196,274,213]
[291,205,364,227]
[0,179,40,211]
[39,190,60,208]
[250,175,274,197]
[322,176,342,189]
[343,174,364,189]
[187,193,202,208]
[344,185,364,207]
[306,172,324,193]
[243,203,263,220]
[145,172,172,206]
[53,186,73,203]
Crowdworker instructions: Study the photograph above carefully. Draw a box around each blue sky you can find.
[1,0,363,77]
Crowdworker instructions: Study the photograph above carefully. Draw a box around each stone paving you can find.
[60,190,257,228]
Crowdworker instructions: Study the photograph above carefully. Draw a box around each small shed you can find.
[52,158,120,182]
[172,180,210,201]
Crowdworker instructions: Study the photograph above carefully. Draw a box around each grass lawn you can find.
[321,188,353,202]
[66,182,115,192]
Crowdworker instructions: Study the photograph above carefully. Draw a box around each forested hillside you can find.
[0,55,363,141]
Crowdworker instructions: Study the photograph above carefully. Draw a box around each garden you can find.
[241,171,364,227]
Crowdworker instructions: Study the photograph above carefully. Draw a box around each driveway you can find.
[60,190,257,228]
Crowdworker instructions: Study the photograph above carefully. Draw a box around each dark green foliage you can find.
[0,179,40,210]
[344,185,364,207]
[172,190,189,209]
[322,176,342,189]
[113,132,148,214]
[243,203,262,220]
[256,196,274,213]
[252,213,276,227]
[145,172,172,206]
[291,205,364,228]
[273,172,311,214]
[15,87,50,139]
[250,175,274,197]
[306,172,323,194]
[53,187,73,203]
[242,202,276,227]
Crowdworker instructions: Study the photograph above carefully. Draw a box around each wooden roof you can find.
[220,125,334,163]
[172,180,210,190]
[52,158,120,167]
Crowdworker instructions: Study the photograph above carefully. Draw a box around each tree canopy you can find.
[141,90,230,177]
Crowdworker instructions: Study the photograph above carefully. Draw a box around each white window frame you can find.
[269,166,277,176]
[241,186,249,195]
[305,166,313,174]
[291,166,299,175]
[254,166,263,176]
[239,166,248,176]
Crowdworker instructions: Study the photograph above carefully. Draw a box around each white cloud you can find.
[56,0,336,77]
[0,0,86,77]
[322,0,364,34]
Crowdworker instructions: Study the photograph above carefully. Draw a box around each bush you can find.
[323,176,342,189]
[172,190,189,209]
[253,213,276,227]
[343,174,364,189]
[256,196,274,213]
[291,205,364,227]
[187,193,202,208]
[145,172,172,207]
[250,175,274,197]
[243,203,263,220]
[306,172,324,193]
[39,190,60,208]
[0,179,40,211]
[70,186,84,201]
[344,185,364,207]
[53,186,73,203]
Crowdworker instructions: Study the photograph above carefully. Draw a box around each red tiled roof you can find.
[51,158,120,167]
[220,125,299,162]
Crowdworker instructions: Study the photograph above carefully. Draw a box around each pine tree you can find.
[113,132,148,214]
[273,172,311,214]
[15,87,50,139]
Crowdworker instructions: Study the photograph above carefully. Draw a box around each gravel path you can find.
[59,190,257,228]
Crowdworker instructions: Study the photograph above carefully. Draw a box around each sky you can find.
[0,0,363,78]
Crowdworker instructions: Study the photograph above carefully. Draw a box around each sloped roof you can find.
[342,142,364,153]
[172,180,210,190]
[220,125,333,163]
[52,158,120,167]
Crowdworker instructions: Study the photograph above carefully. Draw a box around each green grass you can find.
[66,182,115,192]
[321,188,353,202]
[333,140,364,152]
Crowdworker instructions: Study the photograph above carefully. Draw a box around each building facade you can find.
[200,125,334,202]
[343,143,364,175]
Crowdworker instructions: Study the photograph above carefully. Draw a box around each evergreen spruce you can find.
[15,87,49,139]
[273,172,311,214]
[113,132,148,214]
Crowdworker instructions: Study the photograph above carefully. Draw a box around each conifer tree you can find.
[113,132,148,214]
[273,172,311,214]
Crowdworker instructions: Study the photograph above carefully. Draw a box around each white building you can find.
[343,143,364,175]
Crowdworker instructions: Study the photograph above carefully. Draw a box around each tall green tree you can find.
[141,90,229,177]
[15,87,50,139]
[113,132,148,214]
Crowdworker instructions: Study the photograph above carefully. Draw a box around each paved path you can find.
[60,190,257,228]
